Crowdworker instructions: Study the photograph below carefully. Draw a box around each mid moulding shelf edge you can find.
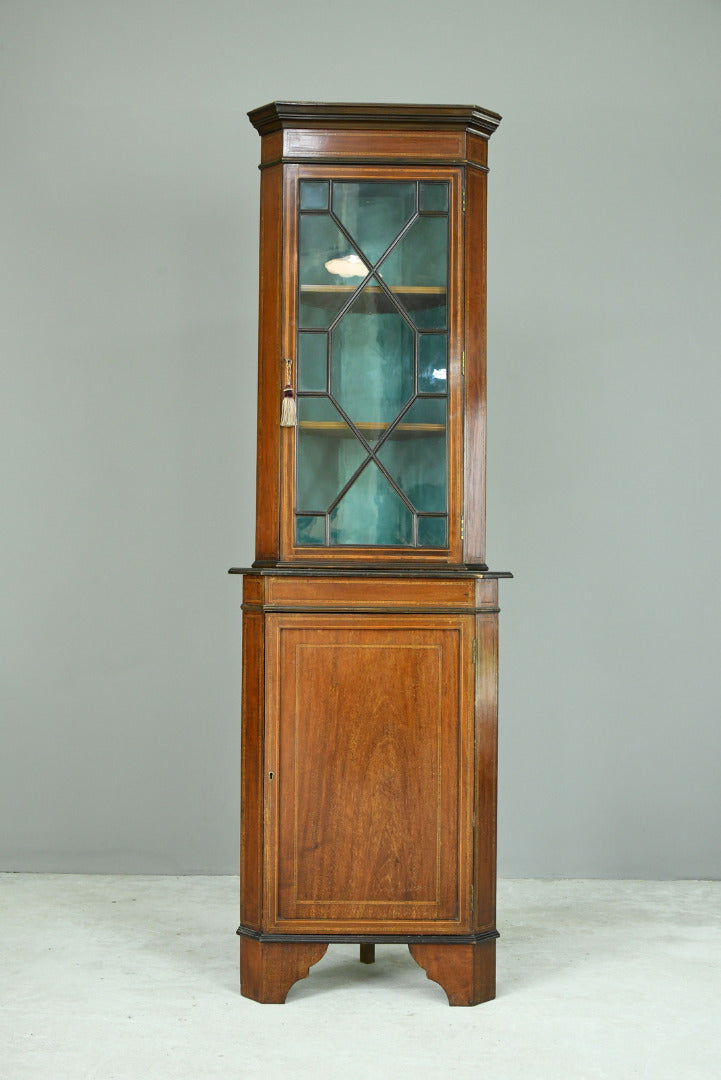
[299,421,445,433]
[300,285,446,294]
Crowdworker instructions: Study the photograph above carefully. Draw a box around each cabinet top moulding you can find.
[248,101,501,169]
[248,102,502,138]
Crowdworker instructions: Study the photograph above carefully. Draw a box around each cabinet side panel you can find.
[473,611,498,932]
[255,162,283,562]
[240,607,265,930]
[465,132,489,170]
[463,167,488,565]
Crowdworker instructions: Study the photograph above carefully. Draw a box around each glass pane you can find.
[377,398,447,513]
[418,335,447,392]
[378,216,448,330]
[329,460,413,546]
[332,182,416,266]
[299,180,329,210]
[296,514,326,545]
[295,177,453,549]
[419,182,448,212]
[298,333,328,392]
[296,396,369,512]
[330,276,414,440]
[417,516,447,547]
[298,214,368,328]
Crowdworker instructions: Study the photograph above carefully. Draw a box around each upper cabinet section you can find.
[248,103,500,568]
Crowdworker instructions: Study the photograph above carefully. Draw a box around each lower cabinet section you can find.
[239,573,500,1005]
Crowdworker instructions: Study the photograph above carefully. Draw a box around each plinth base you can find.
[238,931,498,1006]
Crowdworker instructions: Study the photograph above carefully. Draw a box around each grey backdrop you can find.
[2,0,720,877]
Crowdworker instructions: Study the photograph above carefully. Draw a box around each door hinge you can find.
[470,883,474,911]
[460,513,464,541]
[462,186,466,213]
[472,637,478,666]
[461,349,465,377]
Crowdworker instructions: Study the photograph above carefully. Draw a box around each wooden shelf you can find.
[299,420,445,434]
[300,285,446,295]
[299,284,447,319]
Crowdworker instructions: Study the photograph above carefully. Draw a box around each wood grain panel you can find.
[293,638,443,905]
[474,578,498,608]
[462,166,488,565]
[264,614,474,934]
[259,129,283,165]
[240,938,327,1003]
[447,166,465,561]
[283,129,465,163]
[265,576,476,609]
[254,163,283,562]
[473,612,499,933]
[465,132,489,169]
[240,609,265,930]
[242,575,265,605]
[409,938,495,1006]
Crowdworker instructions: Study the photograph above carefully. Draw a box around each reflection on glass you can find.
[298,333,328,392]
[378,216,448,329]
[417,516,447,547]
[324,252,369,278]
[299,180,329,210]
[329,460,413,546]
[299,215,362,328]
[377,398,447,514]
[332,182,415,265]
[331,277,414,437]
[296,397,368,512]
[418,334,447,392]
[296,514,326,545]
[419,182,449,212]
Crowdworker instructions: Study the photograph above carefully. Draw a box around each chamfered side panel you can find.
[264,614,473,934]
[473,611,499,933]
[463,165,488,566]
[240,607,265,930]
[255,163,284,563]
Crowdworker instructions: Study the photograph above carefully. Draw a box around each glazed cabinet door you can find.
[263,613,475,934]
[280,167,464,564]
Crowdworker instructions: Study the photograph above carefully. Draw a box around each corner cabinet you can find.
[230,102,511,1006]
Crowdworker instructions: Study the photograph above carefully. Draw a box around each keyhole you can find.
[268,771,274,780]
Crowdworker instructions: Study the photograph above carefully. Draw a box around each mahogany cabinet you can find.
[230,103,510,1005]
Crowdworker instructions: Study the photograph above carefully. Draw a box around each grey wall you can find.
[2,0,720,877]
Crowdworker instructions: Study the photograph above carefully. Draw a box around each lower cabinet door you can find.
[263,613,475,934]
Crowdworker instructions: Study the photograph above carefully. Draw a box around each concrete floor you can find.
[1,876,719,1079]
